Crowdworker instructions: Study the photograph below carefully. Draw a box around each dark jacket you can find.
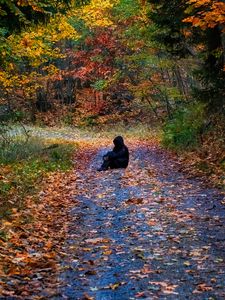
[110,136,129,168]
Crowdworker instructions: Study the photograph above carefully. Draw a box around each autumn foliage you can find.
[0,1,224,296]
[184,0,225,30]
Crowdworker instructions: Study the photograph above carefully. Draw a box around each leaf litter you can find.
[56,141,225,299]
[0,140,224,299]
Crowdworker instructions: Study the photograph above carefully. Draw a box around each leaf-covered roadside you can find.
[0,141,77,298]
[0,141,75,208]
[174,121,225,189]
[58,141,225,299]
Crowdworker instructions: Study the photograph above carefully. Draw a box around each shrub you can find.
[80,115,99,127]
[162,103,205,150]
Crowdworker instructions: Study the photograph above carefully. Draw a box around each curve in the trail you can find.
[57,145,225,300]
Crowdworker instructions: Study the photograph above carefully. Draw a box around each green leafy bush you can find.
[80,115,99,127]
[162,103,205,150]
[62,113,74,126]
[91,79,108,91]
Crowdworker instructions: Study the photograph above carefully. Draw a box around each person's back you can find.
[98,136,129,171]
[112,136,129,168]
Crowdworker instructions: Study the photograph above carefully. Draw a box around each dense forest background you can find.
[0,1,225,296]
[0,0,224,165]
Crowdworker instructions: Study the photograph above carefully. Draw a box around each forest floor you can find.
[0,129,225,299]
[56,141,225,300]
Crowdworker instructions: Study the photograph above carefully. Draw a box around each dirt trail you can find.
[56,143,225,300]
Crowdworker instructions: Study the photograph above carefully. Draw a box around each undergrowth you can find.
[162,106,225,188]
[0,137,76,219]
[162,103,205,150]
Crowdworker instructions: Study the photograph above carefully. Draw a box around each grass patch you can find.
[23,122,161,143]
[91,123,160,141]
[0,137,76,219]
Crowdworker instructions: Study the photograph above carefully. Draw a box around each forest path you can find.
[57,142,225,300]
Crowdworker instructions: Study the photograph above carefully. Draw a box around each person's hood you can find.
[113,136,124,148]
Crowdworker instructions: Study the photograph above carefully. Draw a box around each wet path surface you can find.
[58,145,225,299]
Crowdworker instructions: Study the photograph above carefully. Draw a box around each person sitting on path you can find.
[97,136,129,171]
